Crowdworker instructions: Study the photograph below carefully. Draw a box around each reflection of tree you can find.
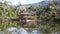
[0,0,60,34]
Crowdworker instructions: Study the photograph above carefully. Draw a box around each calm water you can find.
[0,27,59,34]
[0,27,40,34]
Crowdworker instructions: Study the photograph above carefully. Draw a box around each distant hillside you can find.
[16,1,53,10]
[17,1,49,7]
[16,1,49,10]
[0,0,58,10]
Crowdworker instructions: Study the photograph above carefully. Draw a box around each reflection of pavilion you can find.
[11,10,38,28]
[19,10,37,23]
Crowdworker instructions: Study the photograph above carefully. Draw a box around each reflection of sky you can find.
[19,28,28,34]
[7,27,39,34]
[12,31,18,34]
[31,30,38,34]
[0,0,44,5]
[0,27,59,34]
[7,27,17,31]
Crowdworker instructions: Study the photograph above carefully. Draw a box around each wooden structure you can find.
[17,10,38,27]
[11,10,38,28]
[19,10,37,23]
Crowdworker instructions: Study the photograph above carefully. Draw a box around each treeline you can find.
[0,0,60,24]
[0,0,60,34]
[24,1,60,34]
[0,0,60,25]
[0,1,19,17]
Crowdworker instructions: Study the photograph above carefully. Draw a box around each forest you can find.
[0,0,60,34]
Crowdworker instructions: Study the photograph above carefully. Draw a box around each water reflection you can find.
[0,31,4,34]
[18,28,28,34]
[0,27,59,34]
[31,30,38,34]
[7,27,39,34]
[7,27,28,34]
[7,27,17,32]
[11,31,18,34]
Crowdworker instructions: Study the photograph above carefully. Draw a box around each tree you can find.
[27,6,36,11]
[37,1,59,34]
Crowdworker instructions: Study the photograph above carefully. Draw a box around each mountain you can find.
[17,1,49,7]
[39,1,48,5]
[54,0,60,2]
[15,1,49,10]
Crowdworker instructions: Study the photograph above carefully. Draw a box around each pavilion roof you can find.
[20,10,36,15]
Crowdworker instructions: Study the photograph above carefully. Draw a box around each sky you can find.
[0,0,44,5]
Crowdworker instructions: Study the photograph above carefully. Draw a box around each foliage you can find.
[27,6,36,11]
[0,0,60,34]
[26,1,60,34]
